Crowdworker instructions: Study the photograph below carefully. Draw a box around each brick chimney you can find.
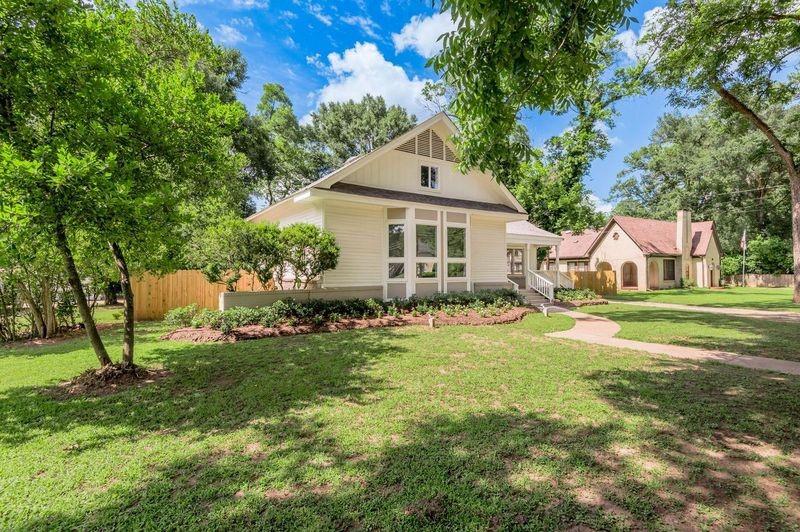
[676,210,692,277]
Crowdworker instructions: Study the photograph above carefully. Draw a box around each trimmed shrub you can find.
[164,304,199,328]
[554,288,599,301]
[164,288,524,331]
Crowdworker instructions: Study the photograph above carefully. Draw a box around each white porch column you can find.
[555,244,560,273]
[531,246,538,270]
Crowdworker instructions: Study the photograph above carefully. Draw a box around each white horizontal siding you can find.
[278,204,323,227]
[470,215,507,283]
[322,200,383,287]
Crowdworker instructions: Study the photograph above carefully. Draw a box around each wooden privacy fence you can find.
[131,270,270,321]
[566,270,617,296]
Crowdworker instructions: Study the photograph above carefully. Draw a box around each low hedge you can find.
[165,289,523,333]
[554,287,600,301]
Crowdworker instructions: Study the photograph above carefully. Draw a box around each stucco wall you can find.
[589,222,647,291]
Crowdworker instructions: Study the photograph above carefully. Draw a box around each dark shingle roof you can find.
[326,183,523,214]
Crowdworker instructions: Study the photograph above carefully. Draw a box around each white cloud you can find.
[589,194,615,214]
[309,42,433,120]
[229,17,254,28]
[614,7,665,61]
[306,53,325,70]
[283,36,298,49]
[306,3,332,26]
[214,24,246,45]
[279,9,297,19]
[597,122,621,146]
[380,0,391,15]
[392,12,457,58]
[341,15,380,39]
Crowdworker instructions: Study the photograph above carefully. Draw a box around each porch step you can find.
[519,290,550,306]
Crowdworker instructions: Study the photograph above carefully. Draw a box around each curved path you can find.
[545,310,800,376]
[614,300,800,324]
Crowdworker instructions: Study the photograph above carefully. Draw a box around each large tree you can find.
[0,0,244,369]
[639,0,800,301]
[430,0,636,180]
[306,95,416,171]
[612,105,794,255]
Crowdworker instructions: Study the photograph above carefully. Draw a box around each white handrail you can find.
[508,277,519,292]
[528,269,554,302]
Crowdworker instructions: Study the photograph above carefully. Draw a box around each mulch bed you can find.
[558,299,609,308]
[162,306,535,343]
[44,364,172,400]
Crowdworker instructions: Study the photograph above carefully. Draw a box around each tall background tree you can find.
[639,0,800,301]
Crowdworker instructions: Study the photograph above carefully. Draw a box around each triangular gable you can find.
[248,112,526,220]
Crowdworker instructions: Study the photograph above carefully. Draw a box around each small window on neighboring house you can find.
[420,165,439,189]
[664,259,676,281]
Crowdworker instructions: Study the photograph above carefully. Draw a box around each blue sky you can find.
[180,0,669,211]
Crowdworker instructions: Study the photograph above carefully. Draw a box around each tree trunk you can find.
[54,220,112,366]
[18,281,46,338]
[713,83,800,303]
[109,241,134,367]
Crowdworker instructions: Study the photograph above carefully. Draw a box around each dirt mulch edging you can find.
[558,299,609,308]
[162,306,534,343]
[44,364,173,400]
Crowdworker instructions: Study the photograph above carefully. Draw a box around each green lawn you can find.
[2,316,800,529]
[611,286,800,312]
[581,303,800,362]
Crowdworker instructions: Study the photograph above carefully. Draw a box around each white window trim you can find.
[445,218,468,282]
[414,216,440,282]
[384,209,410,300]
[418,162,441,193]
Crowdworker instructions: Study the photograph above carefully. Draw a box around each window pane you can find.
[664,259,675,281]
[430,167,438,188]
[447,263,465,278]
[388,263,405,279]
[388,224,404,258]
[447,227,465,258]
[416,225,437,257]
[420,165,429,187]
[416,262,437,278]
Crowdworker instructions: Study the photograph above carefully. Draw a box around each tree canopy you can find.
[637,0,800,299]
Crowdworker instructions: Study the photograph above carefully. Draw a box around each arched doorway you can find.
[648,261,660,290]
[621,262,638,289]
[596,261,612,272]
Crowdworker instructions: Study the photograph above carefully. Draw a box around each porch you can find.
[506,221,572,302]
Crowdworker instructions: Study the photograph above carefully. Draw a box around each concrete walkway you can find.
[546,310,800,376]
[613,300,800,324]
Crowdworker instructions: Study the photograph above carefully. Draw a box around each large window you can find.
[447,226,466,278]
[420,165,439,190]
[388,224,404,258]
[416,262,437,278]
[507,249,523,274]
[664,258,676,281]
[416,224,437,257]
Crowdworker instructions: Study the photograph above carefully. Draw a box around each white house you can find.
[545,211,723,290]
[247,112,564,301]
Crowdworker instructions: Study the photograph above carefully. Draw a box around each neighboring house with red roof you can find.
[546,211,722,290]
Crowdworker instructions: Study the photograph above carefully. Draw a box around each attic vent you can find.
[396,137,416,154]
[431,131,444,160]
[445,145,459,163]
[417,129,431,157]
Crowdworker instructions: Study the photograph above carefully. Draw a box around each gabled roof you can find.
[549,216,719,259]
[248,112,526,220]
[548,229,601,259]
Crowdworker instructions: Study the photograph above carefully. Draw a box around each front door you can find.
[648,261,660,290]
[622,262,638,289]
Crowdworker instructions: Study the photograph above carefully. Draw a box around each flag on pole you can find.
[740,229,747,252]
